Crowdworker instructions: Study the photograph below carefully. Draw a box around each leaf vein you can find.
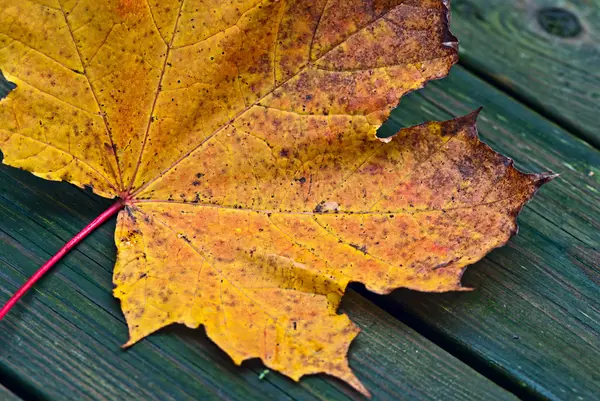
[58,3,124,190]
[126,0,186,192]
[131,7,400,197]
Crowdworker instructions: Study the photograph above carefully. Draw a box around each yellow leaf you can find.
[113,111,551,395]
[0,0,551,395]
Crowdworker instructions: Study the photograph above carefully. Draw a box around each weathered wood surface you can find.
[451,0,600,147]
[377,66,600,401]
[0,161,518,400]
[0,383,21,401]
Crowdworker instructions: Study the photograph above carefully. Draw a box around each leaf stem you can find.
[0,200,125,320]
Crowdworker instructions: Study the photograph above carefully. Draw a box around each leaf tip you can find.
[121,336,140,349]
[337,368,371,398]
[534,172,559,187]
[464,107,483,125]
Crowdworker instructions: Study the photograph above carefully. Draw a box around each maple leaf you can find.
[0,0,553,396]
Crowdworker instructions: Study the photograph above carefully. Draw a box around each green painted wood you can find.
[0,384,21,401]
[375,66,600,401]
[0,165,518,400]
[451,0,600,147]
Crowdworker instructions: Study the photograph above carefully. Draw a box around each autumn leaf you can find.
[0,0,552,396]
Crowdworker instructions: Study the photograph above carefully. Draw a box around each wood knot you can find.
[538,7,582,38]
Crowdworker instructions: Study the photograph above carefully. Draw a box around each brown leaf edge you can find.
[377,0,459,142]
[442,0,460,49]
[307,109,556,396]
[382,107,557,293]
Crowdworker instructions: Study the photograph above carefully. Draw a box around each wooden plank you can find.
[375,66,600,401]
[450,0,600,147]
[0,384,21,401]
[0,167,518,399]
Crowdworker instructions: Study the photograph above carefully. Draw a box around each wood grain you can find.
[451,0,600,147]
[376,66,600,401]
